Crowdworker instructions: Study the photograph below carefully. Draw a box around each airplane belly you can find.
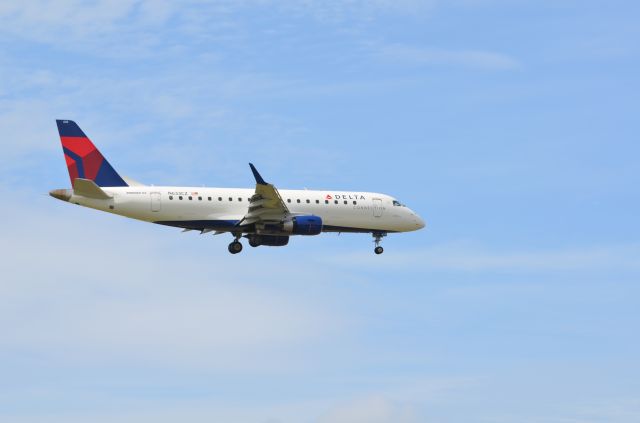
[319,208,393,233]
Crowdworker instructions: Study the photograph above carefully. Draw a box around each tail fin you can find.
[56,120,128,187]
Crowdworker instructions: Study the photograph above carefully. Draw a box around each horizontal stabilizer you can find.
[73,178,112,199]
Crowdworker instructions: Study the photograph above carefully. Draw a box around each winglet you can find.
[249,163,267,185]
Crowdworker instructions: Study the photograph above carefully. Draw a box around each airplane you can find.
[49,120,425,254]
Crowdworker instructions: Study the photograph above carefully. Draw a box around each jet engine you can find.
[259,215,323,236]
[283,215,323,235]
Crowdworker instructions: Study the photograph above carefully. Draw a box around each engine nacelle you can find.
[282,215,323,236]
[248,234,290,247]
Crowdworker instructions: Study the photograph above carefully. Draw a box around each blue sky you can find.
[1,1,639,422]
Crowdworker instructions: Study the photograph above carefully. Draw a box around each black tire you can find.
[374,246,384,255]
[248,236,260,247]
[228,241,243,254]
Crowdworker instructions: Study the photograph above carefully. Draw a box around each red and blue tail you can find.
[56,120,128,187]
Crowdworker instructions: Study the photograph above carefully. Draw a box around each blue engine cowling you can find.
[283,215,323,236]
[284,216,322,235]
[259,216,323,236]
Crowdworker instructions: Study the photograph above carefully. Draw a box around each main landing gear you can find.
[373,232,386,255]
[228,233,243,254]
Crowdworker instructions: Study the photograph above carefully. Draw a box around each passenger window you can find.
[208,197,212,201]
[287,199,291,203]
[306,199,310,204]
[198,196,202,201]
[325,200,329,204]
[238,198,242,202]
[344,200,347,205]
[297,199,301,203]
[179,196,183,200]
[218,197,222,201]
[334,200,338,204]
[353,201,357,205]
[229,197,233,201]
[169,195,173,200]
[316,199,319,204]
[188,196,192,200]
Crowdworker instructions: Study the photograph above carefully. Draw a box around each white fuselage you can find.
[66,186,425,234]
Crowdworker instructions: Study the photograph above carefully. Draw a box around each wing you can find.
[238,163,290,226]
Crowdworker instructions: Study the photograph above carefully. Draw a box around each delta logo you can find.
[326,193,366,200]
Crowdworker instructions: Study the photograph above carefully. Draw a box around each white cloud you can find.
[0,99,60,158]
[0,0,138,43]
[375,43,521,70]
[0,62,307,179]
[0,197,344,371]
[575,397,640,423]
[0,0,432,56]
[0,396,411,423]
[271,0,435,24]
[318,395,418,423]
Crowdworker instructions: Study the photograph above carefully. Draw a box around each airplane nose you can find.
[411,214,425,231]
[49,189,72,202]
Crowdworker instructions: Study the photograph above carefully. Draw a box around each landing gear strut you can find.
[373,232,386,255]
[228,233,243,254]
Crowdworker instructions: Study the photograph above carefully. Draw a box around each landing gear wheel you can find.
[372,232,387,255]
[228,241,243,254]
[248,235,260,248]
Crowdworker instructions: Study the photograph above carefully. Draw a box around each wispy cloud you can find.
[0,1,433,57]
[318,395,419,423]
[0,198,346,371]
[575,397,640,423]
[374,43,521,70]
[271,0,435,24]
[0,63,332,185]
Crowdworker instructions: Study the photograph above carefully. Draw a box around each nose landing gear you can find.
[373,232,386,255]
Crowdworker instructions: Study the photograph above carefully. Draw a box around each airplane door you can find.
[372,198,383,217]
[150,192,161,212]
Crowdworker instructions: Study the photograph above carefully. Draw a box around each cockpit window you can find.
[392,200,405,207]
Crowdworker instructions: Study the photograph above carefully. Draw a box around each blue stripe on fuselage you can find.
[154,220,396,234]
[322,225,397,234]
[154,220,240,230]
